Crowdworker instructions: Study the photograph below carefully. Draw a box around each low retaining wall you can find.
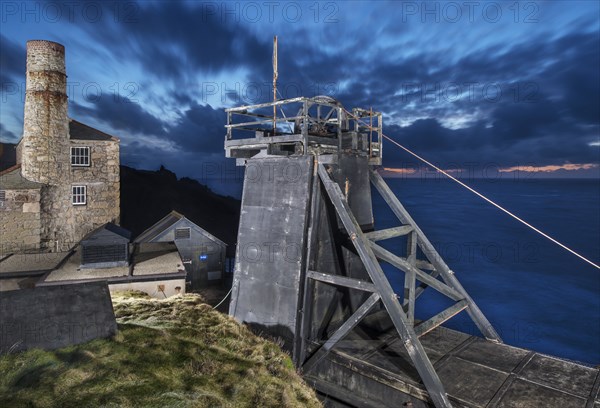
[0,281,117,353]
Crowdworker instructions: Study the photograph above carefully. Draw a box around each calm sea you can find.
[211,176,600,365]
[375,178,600,365]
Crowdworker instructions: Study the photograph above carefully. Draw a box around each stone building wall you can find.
[70,139,120,248]
[0,189,42,253]
[38,184,72,251]
[15,142,22,165]
[3,39,121,254]
[38,140,120,252]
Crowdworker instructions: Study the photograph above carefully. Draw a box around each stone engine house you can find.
[0,40,120,253]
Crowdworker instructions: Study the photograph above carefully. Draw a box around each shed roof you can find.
[41,244,185,283]
[134,210,226,246]
[0,164,42,190]
[69,119,119,142]
[81,222,132,245]
[0,252,70,277]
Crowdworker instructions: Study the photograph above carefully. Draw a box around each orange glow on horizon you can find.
[499,163,599,173]
[382,167,417,174]
[382,167,464,174]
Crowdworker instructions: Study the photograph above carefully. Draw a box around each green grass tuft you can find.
[0,291,322,407]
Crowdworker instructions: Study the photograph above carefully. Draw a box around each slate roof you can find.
[134,211,184,242]
[0,164,42,190]
[134,210,226,246]
[69,119,118,141]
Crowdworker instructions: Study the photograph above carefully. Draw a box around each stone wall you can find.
[15,142,22,164]
[108,278,186,298]
[38,140,120,251]
[70,139,120,244]
[0,189,42,253]
[39,184,73,251]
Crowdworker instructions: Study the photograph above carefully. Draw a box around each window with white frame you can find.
[70,146,90,166]
[72,185,87,205]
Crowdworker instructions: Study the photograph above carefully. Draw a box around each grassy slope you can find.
[0,292,321,408]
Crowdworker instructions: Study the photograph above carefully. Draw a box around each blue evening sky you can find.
[1,1,599,189]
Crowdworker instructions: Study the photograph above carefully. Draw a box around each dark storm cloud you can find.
[0,35,25,84]
[76,1,271,80]
[549,33,600,125]
[384,112,598,170]
[324,30,599,169]
[5,1,596,173]
[489,99,561,144]
[169,102,227,154]
[71,96,168,137]
[71,93,226,155]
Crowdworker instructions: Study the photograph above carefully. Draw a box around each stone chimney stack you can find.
[21,40,69,185]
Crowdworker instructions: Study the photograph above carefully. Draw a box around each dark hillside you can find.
[0,143,16,171]
[120,165,240,245]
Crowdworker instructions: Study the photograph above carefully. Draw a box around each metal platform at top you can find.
[225,96,382,165]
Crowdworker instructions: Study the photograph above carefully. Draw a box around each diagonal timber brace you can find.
[297,164,501,408]
[303,292,381,373]
[369,169,501,342]
[368,242,464,301]
[312,163,453,408]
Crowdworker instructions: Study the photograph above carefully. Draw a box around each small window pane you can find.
[72,185,87,205]
[71,147,90,166]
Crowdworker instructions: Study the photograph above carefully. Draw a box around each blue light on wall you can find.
[199,254,208,261]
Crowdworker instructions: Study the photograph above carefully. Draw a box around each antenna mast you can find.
[273,35,278,134]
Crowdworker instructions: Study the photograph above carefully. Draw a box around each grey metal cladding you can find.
[229,156,313,349]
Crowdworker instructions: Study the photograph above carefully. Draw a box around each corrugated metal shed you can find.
[81,223,131,268]
[134,211,227,288]
[134,211,225,246]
